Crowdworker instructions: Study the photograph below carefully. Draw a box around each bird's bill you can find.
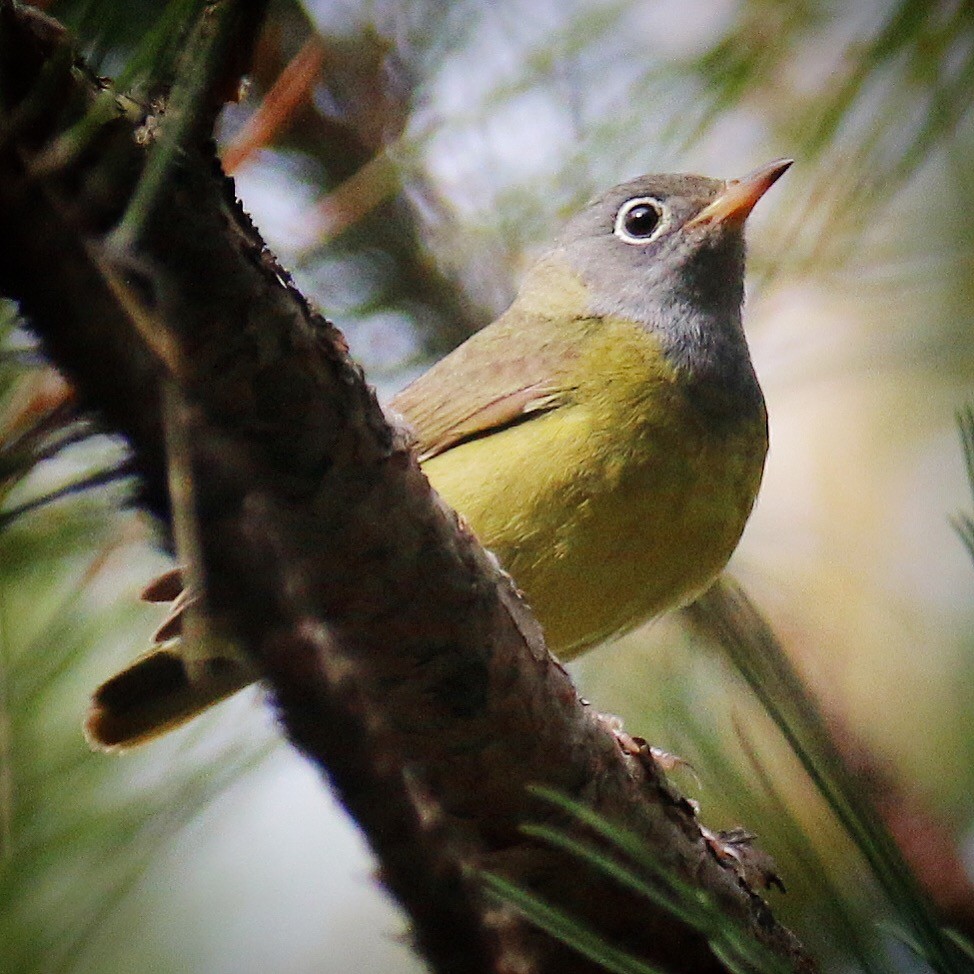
[686,158,793,229]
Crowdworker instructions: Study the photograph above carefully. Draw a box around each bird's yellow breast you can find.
[419,316,767,658]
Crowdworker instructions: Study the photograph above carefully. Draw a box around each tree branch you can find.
[0,4,815,972]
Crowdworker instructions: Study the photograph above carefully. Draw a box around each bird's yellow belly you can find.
[421,401,765,659]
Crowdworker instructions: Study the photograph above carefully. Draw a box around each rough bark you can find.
[0,4,815,973]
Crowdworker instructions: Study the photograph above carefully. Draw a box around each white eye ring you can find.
[613,196,668,245]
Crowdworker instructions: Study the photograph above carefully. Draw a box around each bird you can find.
[86,159,791,750]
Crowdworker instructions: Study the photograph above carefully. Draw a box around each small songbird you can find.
[86,159,791,750]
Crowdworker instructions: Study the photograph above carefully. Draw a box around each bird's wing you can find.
[391,316,575,462]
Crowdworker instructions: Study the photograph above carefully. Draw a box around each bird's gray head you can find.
[548,160,791,402]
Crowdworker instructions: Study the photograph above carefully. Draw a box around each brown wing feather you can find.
[391,309,574,461]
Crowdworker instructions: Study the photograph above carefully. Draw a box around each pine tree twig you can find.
[0,4,815,972]
[221,34,325,173]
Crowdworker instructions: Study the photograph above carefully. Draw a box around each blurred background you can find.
[3,0,974,971]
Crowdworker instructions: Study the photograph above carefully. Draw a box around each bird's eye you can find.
[614,197,667,245]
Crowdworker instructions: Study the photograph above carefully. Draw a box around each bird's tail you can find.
[85,567,255,750]
[85,643,254,750]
